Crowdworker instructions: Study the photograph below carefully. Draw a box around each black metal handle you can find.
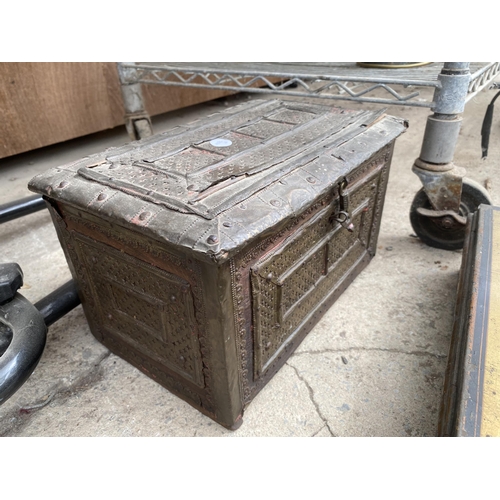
[0,292,47,405]
[0,196,80,405]
[0,195,46,225]
[0,262,80,405]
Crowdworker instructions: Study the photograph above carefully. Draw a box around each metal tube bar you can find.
[125,79,434,108]
[118,62,147,114]
[0,195,46,224]
[470,62,500,81]
[419,63,471,165]
[414,63,471,213]
[433,63,471,115]
[117,62,154,140]
[34,279,80,328]
[121,63,444,88]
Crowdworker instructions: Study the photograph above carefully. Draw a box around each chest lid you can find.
[76,99,392,220]
[29,99,407,262]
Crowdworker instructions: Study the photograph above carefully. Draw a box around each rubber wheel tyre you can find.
[409,178,492,250]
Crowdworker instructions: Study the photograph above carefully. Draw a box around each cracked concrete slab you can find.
[288,349,445,437]
[1,80,500,436]
[2,353,325,437]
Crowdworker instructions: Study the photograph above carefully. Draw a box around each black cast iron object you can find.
[0,262,80,405]
[28,99,407,429]
[0,263,24,304]
[35,279,80,328]
[0,195,46,225]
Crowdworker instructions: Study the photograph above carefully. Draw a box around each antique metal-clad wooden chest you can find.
[439,204,500,437]
[29,99,406,428]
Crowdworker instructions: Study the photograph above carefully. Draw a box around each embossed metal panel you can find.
[76,100,386,219]
[251,201,366,375]
[74,234,205,387]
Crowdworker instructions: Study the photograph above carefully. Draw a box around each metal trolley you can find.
[117,62,500,250]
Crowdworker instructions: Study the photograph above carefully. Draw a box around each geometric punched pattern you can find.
[87,105,326,199]
[250,172,380,376]
[78,102,370,219]
[75,236,205,387]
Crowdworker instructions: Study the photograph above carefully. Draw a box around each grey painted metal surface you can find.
[419,63,471,167]
[118,62,153,140]
[419,115,463,165]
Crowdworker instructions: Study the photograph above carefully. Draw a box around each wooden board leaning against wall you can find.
[0,62,233,159]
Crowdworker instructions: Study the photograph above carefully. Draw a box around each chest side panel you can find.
[73,234,204,387]
[47,206,215,413]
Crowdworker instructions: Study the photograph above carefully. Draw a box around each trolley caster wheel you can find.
[410,178,492,250]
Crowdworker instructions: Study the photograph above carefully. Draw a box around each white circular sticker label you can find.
[210,138,232,147]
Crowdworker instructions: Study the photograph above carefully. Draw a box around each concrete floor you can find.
[1,84,499,437]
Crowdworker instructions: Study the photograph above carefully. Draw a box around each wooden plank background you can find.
[0,63,231,159]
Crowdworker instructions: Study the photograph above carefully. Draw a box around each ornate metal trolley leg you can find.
[410,62,492,250]
[117,62,154,141]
